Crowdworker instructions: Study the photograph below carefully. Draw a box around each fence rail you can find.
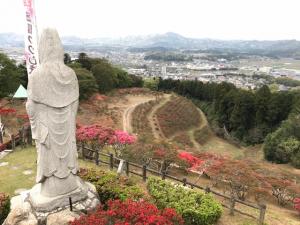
[1,130,267,225]
[79,144,266,225]
[0,126,32,152]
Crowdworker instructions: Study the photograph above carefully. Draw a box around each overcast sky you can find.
[1,0,300,40]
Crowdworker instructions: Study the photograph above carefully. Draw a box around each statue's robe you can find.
[26,29,80,197]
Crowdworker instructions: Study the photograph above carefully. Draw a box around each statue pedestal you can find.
[28,177,92,212]
[3,181,100,225]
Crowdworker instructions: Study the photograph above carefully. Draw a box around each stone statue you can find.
[26,28,79,198]
[24,28,98,213]
[3,28,99,225]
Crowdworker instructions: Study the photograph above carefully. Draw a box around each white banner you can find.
[23,0,39,75]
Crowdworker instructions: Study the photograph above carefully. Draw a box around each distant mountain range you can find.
[1,32,300,57]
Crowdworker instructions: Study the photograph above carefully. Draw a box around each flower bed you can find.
[147,177,222,225]
[70,199,184,225]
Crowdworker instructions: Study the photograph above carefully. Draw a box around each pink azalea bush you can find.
[109,130,136,157]
[76,124,115,148]
[109,130,136,145]
[76,125,136,157]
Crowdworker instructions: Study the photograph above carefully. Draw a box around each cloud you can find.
[1,0,299,40]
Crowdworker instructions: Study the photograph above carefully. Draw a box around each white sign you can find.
[117,159,125,174]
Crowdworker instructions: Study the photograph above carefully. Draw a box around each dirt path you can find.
[187,108,209,150]
[147,94,171,140]
[122,96,155,133]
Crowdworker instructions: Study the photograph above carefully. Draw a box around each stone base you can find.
[28,177,90,212]
[3,181,100,225]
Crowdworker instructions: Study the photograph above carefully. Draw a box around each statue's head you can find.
[38,28,64,64]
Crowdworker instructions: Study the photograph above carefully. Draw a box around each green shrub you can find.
[73,68,98,100]
[291,151,300,168]
[79,168,144,204]
[147,177,222,225]
[0,193,10,224]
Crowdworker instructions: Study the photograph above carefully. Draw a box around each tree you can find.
[124,142,156,166]
[216,89,237,130]
[114,68,132,88]
[64,53,71,64]
[229,90,255,140]
[206,159,260,200]
[17,61,28,88]
[0,53,23,98]
[265,177,295,206]
[73,68,98,100]
[124,140,182,172]
[264,117,300,165]
[267,92,293,127]
[151,141,179,173]
[77,52,92,70]
[144,78,159,91]
[255,85,271,125]
[129,74,144,87]
[92,62,116,93]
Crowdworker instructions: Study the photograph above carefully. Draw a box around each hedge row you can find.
[147,177,222,225]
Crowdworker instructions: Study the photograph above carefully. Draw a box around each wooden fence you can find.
[1,127,266,225]
[79,144,267,225]
[0,126,32,152]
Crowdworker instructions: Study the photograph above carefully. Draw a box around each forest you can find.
[157,78,300,168]
[0,52,143,100]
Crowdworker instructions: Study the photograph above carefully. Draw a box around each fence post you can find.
[27,126,32,146]
[142,165,147,182]
[161,171,166,180]
[182,178,187,186]
[11,134,15,150]
[18,130,22,148]
[95,148,99,166]
[109,153,114,170]
[229,196,236,215]
[21,128,26,148]
[205,186,211,194]
[69,197,73,212]
[258,204,266,225]
[0,129,3,144]
[125,161,129,176]
[162,161,167,173]
[81,142,85,159]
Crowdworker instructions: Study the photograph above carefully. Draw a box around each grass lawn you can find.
[0,147,37,195]
[200,136,245,159]
[0,146,97,196]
